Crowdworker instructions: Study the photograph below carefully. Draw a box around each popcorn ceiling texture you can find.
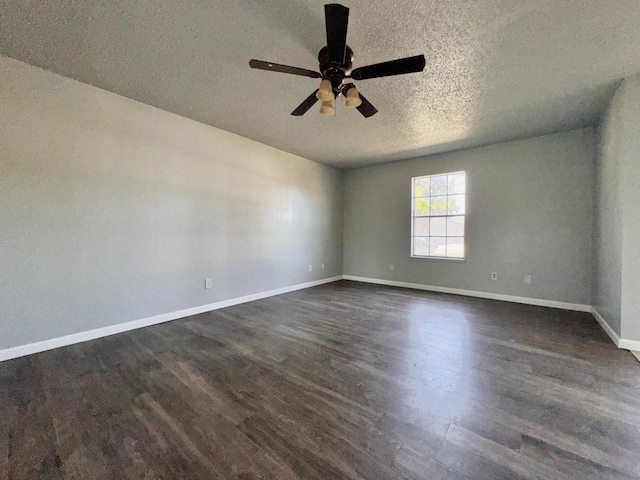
[2,0,640,168]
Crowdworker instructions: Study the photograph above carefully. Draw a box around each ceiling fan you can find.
[249,3,426,118]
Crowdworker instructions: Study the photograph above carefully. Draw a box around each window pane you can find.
[430,175,447,195]
[447,216,465,237]
[447,194,465,215]
[413,237,430,256]
[414,218,429,236]
[414,198,430,216]
[448,173,465,194]
[430,237,447,256]
[414,177,430,197]
[446,237,465,258]
[430,196,447,216]
[412,171,466,259]
[430,217,446,236]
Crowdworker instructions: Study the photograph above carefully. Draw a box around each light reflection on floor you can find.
[401,302,477,420]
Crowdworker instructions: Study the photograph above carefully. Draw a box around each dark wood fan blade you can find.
[351,55,426,80]
[356,92,378,118]
[249,60,321,78]
[291,89,320,116]
[325,4,349,64]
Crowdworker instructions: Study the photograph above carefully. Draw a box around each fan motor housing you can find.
[318,45,354,94]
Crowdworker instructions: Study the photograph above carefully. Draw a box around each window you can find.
[411,171,466,259]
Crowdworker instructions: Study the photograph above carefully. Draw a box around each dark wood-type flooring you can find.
[2,280,640,479]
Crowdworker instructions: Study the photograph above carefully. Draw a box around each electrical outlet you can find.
[524,275,532,284]
[308,264,313,272]
[205,278,212,289]
[321,263,325,270]
[390,264,394,271]
[491,272,498,281]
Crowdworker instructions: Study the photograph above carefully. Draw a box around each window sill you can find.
[410,255,466,262]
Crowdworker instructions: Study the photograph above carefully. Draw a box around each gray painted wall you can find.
[595,75,640,343]
[0,57,343,350]
[344,129,596,305]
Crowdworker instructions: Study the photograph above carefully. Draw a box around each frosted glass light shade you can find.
[316,79,334,101]
[345,86,362,108]
[319,99,335,116]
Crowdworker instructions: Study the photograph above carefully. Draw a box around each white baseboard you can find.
[343,275,592,312]
[0,276,342,362]
[4,275,637,361]
[591,307,621,347]
[618,338,640,351]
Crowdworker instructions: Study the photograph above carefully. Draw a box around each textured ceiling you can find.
[2,1,640,168]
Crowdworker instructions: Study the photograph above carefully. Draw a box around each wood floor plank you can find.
[1,280,639,479]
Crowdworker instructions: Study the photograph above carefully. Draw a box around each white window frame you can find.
[411,171,466,260]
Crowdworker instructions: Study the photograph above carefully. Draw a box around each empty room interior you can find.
[2,1,640,479]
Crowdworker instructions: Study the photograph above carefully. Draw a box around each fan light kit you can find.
[320,100,336,116]
[249,3,426,118]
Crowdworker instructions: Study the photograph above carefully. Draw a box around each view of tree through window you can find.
[411,171,466,258]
